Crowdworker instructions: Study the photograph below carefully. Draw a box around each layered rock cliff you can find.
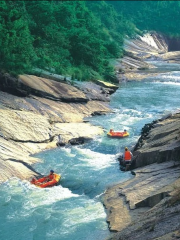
[115,32,180,82]
[0,73,118,183]
[103,112,180,240]
[103,32,180,240]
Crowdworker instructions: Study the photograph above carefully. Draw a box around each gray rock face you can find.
[124,32,168,57]
[104,32,180,240]
[102,32,180,239]
[160,51,180,63]
[0,109,51,142]
[115,32,169,82]
[103,113,180,239]
[18,74,88,102]
[133,113,180,168]
[0,74,115,183]
[103,161,180,232]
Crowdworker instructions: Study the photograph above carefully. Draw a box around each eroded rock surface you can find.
[103,112,180,239]
[18,74,88,102]
[103,32,180,239]
[115,32,169,81]
[133,112,180,168]
[0,74,115,183]
[160,51,180,63]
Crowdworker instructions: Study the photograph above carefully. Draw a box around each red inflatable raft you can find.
[31,174,61,188]
[107,129,129,138]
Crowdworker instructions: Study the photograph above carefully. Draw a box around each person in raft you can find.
[31,170,55,185]
[123,147,133,171]
[45,170,55,181]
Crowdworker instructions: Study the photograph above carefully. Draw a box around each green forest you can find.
[0,1,180,80]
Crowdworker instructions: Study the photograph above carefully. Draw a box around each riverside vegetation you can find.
[1,1,180,79]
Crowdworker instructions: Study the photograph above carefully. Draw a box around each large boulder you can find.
[18,74,88,102]
[132,112,180,168]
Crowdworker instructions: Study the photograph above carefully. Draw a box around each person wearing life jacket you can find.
[110,129,114,133]
[123,147,133,171]
[45,170,55,181]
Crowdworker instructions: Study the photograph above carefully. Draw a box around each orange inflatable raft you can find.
[31,174,61,188]
[107,129,129,138]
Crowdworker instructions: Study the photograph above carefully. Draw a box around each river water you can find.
[1,61,180,240]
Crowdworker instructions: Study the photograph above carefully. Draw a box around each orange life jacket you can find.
[124,151,131,161]
[48,173,54,180]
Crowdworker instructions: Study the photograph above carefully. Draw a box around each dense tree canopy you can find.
[0,1,35,74]
[110,1,180,37]
[0,1,180,79]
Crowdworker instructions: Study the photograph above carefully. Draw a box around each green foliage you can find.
[0,0,134,79]
[2,0,180,79]
[0,1,35,74]
[110,1,180,37]
[25,1,70,73]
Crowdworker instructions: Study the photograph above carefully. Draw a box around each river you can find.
[1,61,180,240]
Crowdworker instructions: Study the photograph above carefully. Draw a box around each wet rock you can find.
[69,137,86,145]
[56,135,66,147]
[56,142,66,147]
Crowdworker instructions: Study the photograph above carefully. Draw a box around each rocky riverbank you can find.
[0,73,118,183]
[103,33,180,240]
[103,112,180,240]
[115,32,180,82]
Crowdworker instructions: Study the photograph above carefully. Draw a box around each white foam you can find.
[111,109,152,124]
[75,148,115,169]
[61,147,76,157]
[152,71,180,81]
[3,178,79,210]
[65,200,106,226]
[154,81,180,86]
[27,185,79,208]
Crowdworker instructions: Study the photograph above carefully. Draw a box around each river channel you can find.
[1,61,180,240]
